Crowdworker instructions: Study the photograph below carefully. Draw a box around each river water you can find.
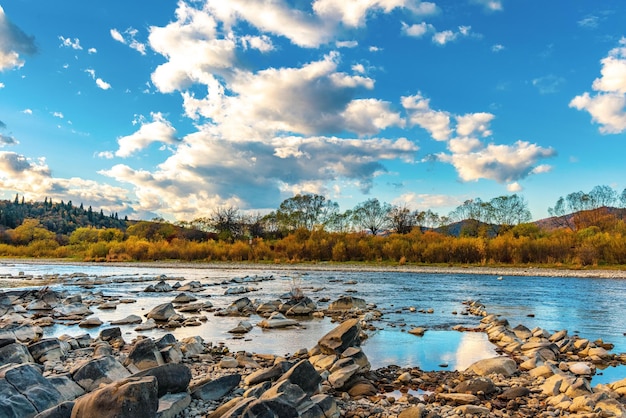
[1,262,625,385]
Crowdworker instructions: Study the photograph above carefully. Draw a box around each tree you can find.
[549,185,620,231]
[275,194,337,231]
[352,198,391,235]
[388,204,415,234]
[208,206,244,241]
[489,195,532,234]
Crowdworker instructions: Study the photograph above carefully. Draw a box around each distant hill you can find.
[0,197,127,235]
[534,206,626,231]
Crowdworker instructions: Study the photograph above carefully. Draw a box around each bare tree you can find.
[489,194,532,234]
[388,204,415,234]
[352,198,391,235]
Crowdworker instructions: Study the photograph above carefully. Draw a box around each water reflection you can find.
[362,330,498,371]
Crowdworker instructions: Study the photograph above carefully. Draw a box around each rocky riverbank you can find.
[0,271,625,417]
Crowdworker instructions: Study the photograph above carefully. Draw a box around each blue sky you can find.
[1,0,625,222]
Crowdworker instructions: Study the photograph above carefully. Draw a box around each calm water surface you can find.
[1,262,625,384]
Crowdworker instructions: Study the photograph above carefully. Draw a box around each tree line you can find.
[2,185,626,267]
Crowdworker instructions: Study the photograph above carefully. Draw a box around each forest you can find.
[1,185,626,267]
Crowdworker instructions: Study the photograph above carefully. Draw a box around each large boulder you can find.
[133,363,191,397]
[0,378,39,418]
[123,338,164,372]
[2,363,64,414]
[466,356,517,377]
[28,338,70,364]
[0,341,34,365]
[317,319,361,355]
[71,376,158,418]
[146,303,176,322]
[71,355,131,392]
[276,359,322,397]
[190,373,241,402]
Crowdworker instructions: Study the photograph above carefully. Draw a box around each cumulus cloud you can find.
[570,38,626,134]
[101,132,418,219]
[112,112,179,158]
[401,21,433,37]
[0,82,4,88]
[0,151,133,214]
[182,52,380,137]
[432,26,476,46]
[402,93,452,141]
[110,27,147,55]
[336,40,358,48]
[436,140,556,184]
[405,92,554,185]
[0,6,37,71]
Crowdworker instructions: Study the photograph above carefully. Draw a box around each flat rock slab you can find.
[191,373,241,401]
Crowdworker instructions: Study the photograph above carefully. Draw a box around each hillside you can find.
[0,197,127,234]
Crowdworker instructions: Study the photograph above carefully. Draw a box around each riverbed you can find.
[1,261,624,385]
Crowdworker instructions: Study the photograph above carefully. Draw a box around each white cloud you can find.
[369,46,381,52]
[492,44,505,52]
[401,21,433,37]
[336,40,358,48]
[58,36,82,50]
[507,182,522,192]
[313,0,436,28]
[182,52,377,136]
[240,35,274,52]
[0,6,37,71]
[0,82,4,88]
[101,133,418,219]
[341,99,405,136]
[455,112,494,137]
[110,28,124,43]
[88,47,97,54]
[352,63,366,74]
[52,112,64,119]
[402,93,452,141]
[570,38,626,134]
[578,15,599,28]
[110,27,147,55]
[436,140,555,183]
[22,108,32,115]
[113,112,179,158]
[432,26,476,46]
[96,78,112,90]
[393,192,459,210]
[471,0,503,12]
[0,151,133,215]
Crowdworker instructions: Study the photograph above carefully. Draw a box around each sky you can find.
[1,0,626,222]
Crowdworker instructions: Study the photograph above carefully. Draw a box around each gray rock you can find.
[123,338,164,372]
[317,318,361,355]
[46,374,84,403]
[310,394,341,418]
[172,292,197,303]
[257,312,299,329]
[71,355,131,392]
[71,376,158,418]
[328,296,366,311]
[28,338,70,364]
[276,359,322,397]
[244,361,293,386]
[54,303,92,317]
[3,363,64,413]
[33,401,74,418]
[454,377,497,395]
[110,315,143,325]
[146,303,177,322]
[0,341,34,365]
[156,392,191,418]
[0,377,39,418]
[190,373,241,401]
[133,363,191,397]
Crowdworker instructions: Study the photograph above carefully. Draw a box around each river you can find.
[1,262,625,385]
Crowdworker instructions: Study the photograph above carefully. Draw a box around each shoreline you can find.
[2,257,626,278]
